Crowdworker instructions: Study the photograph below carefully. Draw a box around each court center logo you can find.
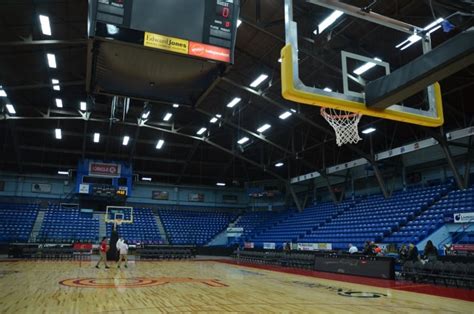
[291,280,386,298]
[59,277,228,288]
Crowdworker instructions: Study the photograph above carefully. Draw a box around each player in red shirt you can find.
[95,237,110,269]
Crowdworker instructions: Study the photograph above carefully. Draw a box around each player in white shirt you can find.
[117,239,129,268]
[348,243,358,254]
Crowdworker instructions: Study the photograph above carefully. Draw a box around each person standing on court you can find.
[95,237,110,269]
[117,239,129,268]
[348,243,358,254]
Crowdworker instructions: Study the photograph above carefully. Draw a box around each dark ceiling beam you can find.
[5,80,85,91]
[18,145,228,167]
[7,120,23,173]
[8,125,195,149]
[0,39,88,46]
[81,120,88,160]
[176,141,200,185]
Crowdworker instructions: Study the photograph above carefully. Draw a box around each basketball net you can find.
[320,107,362,146]
[114,219,123,231]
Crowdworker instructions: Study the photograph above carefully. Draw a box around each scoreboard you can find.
[89,0,240,63]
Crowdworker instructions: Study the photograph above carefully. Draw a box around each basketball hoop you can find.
[320,107,362,146]
[114,219,123,231]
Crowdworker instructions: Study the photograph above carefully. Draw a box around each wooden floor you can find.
[0,260,472,313]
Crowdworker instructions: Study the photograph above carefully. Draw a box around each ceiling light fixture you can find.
[47,53,56,68]
[353,57,382,75]
[93,133,100,143]
[55,98,63,108]
[275,162,284,167]
[237,137,249,145]
[173,104,180,108]
[6,104,16,114]
[39,15,51,36]
[257,124,271,133]
[57,171,69,175]
[250,74,269,88]
[237,19,242,28]
[156,139,164,149]
[163,112,172,121]
[210,117,218,123]
[279,111,292,120]
[323,87,332,92]
[122,135,130,146]
[314,10,344,35]
[196,127,207,135]
[80,101,87,111]
[362,127,376,134]
[396,18,444,50]
[216,182,226,186]
[141,177,152,182]
[55,128,62,139]
[226,97,241,108]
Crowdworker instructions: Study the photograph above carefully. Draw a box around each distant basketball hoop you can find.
[320,107,362,146]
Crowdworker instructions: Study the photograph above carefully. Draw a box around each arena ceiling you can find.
[0,0,473,187]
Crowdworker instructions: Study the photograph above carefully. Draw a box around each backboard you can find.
[105,206,134,224]
[281,0,444,127]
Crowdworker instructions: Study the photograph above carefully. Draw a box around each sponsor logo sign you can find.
[89,162,121,177]
[189,41,230,62]
[144,32,189,55]
[454,212,474,223]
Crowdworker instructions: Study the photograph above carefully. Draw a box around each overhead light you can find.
[156,139,164,149]
[196,127,207,135]
[106,24,119,35]
[362,127,376,134]
[53,85,60,91]
[216,182,226,186]
[80,101,87,111]
[250,74,269,88]
[163,112,172,121]
[173,104,180,108]
[257,123,271,133]
[55,128,62,139]
[141,177,152,182]
[290,109,296,113]
[93,133,100,143]
[237,19,242,28]
[215,114,222,118]
[396,18,444,50]
[278,58,282,63]
[226,97,241,108]
[46,53,56,68]
[57,171,69,175]
[275,162,284,167]
[141,110,150,119]
[210,117,218,123]
[314,10,344,35]
[279,111,292,120]
[237,137,249,145]
[5,104,16,114]
[323,87,332,92]
[0,87,6,97]
[39,15,51,36]
[55,98,63,108]
[353,57,382,75]
[51,79,60,91]
[122,135,130,146]
[51,79,59,84]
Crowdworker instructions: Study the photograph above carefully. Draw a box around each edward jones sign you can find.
[89,163,121,177]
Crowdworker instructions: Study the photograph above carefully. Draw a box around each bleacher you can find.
[37,204,99,243]
[384,184,466,244]
[159,209,237,245]
[248,202,349,247]
[0,203,39,243]
[106,207,161,244]
[300,185,450,249]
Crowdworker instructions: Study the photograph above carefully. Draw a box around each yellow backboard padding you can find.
[281,45,443,127]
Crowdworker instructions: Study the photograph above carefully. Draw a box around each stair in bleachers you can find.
[37,204,99,243]
[159,209,238,245]
[95,213,106,240]
[106,207,161,245]
[303,184,452,249]
[154,214,169,244]
[383,183,470,245]
[29,210,46,242]
[249,201,351,247]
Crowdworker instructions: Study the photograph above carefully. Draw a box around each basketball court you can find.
[0,0,473,313]
[0,260,472,313]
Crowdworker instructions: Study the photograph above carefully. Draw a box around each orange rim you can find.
[320,107,360,119]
